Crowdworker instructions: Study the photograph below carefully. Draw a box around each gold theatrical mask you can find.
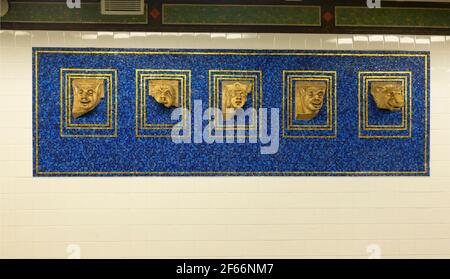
[221,81,252,121]
[295,81,326,121]
[72,79,104,118]
[370,81,404,111]
[149,80,179,108]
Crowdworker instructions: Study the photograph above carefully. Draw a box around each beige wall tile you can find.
[0,31,448,259]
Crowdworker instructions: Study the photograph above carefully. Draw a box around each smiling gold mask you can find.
[295,81,326,121]
[371,81,404,112]
[72,79,104,118]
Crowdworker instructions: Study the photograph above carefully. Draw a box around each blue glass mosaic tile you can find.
[33,48,430,176]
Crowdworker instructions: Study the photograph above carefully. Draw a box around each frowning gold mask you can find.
[149,80,179,108]
[72,79,104,118]
[221,81,252,121]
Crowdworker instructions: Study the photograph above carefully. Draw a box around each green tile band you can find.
[162,4,321,26]
[1,2,148,24]
[336,6,450,28]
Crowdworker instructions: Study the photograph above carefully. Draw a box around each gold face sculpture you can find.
[149,80,179,108]
[295,81,326,121]
[370,81,404,111]
[221,81,252,120]
[72,79,104,118]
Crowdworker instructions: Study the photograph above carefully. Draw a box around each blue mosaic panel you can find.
[33,48,430,176]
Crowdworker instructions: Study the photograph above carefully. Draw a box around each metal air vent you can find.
[101,0,144,15]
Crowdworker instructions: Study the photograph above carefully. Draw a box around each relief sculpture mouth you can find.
[388,99,402,111]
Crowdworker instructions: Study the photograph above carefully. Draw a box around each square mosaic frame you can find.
[358,71,412,138]
[135,69,191,138]
[59,68,118,138]
[208,70,262,138]
[282,70,337,138]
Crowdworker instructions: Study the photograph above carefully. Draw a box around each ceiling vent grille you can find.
[101,0,144,15]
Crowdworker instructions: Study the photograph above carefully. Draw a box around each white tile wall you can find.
[0,31,449,258]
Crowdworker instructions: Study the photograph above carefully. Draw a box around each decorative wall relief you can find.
[295,81,327,121]
[358,72,412,138]
[33,48,429,176]
[208,70,262,138]
[72,78,105,118]
[149,79,179,108]
[59,68,118,138]
[370,81,404,112]
[136,69,191,138]
[283,71,337,138]
[221,81,252,121]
